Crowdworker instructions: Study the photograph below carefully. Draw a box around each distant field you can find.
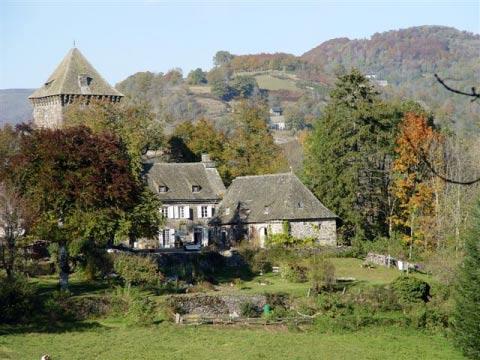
[255,74,301,92]
[188,85,211,95]
[0,322,464,360]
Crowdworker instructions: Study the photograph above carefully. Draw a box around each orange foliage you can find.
[391,113,443,248]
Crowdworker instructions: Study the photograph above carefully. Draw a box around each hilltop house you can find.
[142,154,226,249]
[29,48,123,129]
[211,173,337,248]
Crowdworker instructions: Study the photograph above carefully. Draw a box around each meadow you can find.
[0,257,465,360]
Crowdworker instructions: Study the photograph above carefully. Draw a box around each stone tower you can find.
[29,48,123,128]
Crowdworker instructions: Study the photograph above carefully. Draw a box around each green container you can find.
[263,304,271,315]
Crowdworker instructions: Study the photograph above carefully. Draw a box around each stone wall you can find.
[32,97,64,128]
[290,219,337,246]
[168,294,267,316]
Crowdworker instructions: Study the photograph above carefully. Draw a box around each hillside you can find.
[300,26,480,131]
[0,89,34,126]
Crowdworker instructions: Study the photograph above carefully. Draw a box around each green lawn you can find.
[0,321,464,360]
[215,258,434,297]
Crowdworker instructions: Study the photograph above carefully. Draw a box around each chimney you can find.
[201,153,216,168]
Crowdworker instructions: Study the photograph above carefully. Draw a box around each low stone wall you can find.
[167,294,267,316]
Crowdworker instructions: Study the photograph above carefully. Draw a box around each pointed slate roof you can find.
[144,162,226,202]
[29,48,123,99]
[215,173,337,224]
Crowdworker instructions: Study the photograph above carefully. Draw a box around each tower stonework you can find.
[29,48,123,128]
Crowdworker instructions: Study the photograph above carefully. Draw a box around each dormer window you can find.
[297,202,303,209]
[78,74,92,87]
[192,185,201,193]
[225,208,231,215]
[159,185,168,193]
[264,206,270,215]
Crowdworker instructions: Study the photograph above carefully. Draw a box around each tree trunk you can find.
[58,241,69,291]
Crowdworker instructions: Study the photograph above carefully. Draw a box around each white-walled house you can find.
[142,155,226,249]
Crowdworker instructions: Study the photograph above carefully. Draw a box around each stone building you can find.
[142,154,226,249]
[29,48,123,128]
[211,173,337,247]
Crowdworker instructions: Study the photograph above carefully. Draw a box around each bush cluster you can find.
[0,275,35,324]
[391,276,430,304]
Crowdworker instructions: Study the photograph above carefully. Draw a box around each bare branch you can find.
[434,74,479,102]
[403,135,480,185]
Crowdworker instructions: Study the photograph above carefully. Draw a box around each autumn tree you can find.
[64,101,164,178]
[5,126,161,288]
[390,112,443,256]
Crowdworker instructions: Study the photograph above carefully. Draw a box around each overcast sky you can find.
[1,0,479,89]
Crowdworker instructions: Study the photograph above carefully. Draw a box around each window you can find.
[225,207,230,215]
[263,206,270,215]
[78,74,92,87]
[178,206,185,218]
[297,202,303,209]
[162,229,170,247]
[201,206,208,218]
[159,185,168,193]
[161,207,168,218]
[192,185,201,193]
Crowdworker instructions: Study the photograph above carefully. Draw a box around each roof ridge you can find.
[233,172,294,181]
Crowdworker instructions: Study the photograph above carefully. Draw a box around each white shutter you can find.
[207,205,213,218]
[169,229,175,248]
[173,206,179,219]
[184,206,190,219]
[167,206,174,219]
[158,230,163,247]
[197,206,202,219]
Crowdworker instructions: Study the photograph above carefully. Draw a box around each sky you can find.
[0,0,479,89]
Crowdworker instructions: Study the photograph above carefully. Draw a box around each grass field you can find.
[0,321,464,360]
[1,257,456,360]
[255,74,300,92]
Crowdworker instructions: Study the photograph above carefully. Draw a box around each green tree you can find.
[453,200,480,359]
[303,69,401,241]
[230,76,258,98]
[187,68,207,85]
[213,50,234,67]
[225,101,287,181]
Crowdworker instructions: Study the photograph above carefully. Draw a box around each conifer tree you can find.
[453,200,480,359]
[303,69,401,241]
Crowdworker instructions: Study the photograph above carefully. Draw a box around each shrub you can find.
[281,262,308,283]
[113,253,162,288]
[240,302,260,318]
[309,257,336,293]
[251,250,273,274]
[391,276,430,304]
[0,275,35,324]
[111,287,156,325]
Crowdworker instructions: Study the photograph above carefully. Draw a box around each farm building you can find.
[211,173,337,248]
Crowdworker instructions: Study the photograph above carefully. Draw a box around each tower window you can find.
[159,185,168,193]
[192,185,201,193]
[78,74,93,87]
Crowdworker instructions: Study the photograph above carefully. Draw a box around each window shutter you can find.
[173,206,179,219]
[169,229,175,247]
[197,206,202,219]
[167,206,174,219]
[202,228,209,246]
[207,205,213,218]
[184,206,190,219]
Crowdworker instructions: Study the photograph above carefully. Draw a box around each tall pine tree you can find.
[453,200,480,359]
[303,69,400,241]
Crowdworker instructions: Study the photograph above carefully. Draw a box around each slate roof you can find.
[29,48,123,99]
[215,173,337,224]
[144,162,226,202]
